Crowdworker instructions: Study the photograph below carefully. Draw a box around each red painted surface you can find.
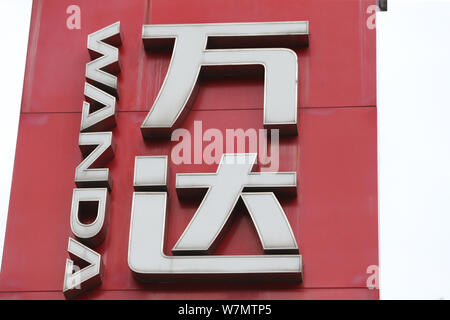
[0,0,378,299]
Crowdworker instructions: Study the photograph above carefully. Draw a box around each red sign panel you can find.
[0,0,378,299]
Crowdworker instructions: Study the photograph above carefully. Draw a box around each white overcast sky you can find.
[0,0,32,271]
[378,0,450,299]
[1,0,450,300]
